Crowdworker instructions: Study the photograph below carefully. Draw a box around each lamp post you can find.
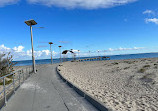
[58,46,62,63]
[49,42,53,64]
[89,51,91,58]
[25,19,37,73]
[70,49,73,60]
[97,50,100,57]
[78,50,80,60]
[104,50,106,57]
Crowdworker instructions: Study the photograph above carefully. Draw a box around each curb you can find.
[56,66,112,111]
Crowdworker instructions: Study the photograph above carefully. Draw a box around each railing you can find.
[0,66,33,107]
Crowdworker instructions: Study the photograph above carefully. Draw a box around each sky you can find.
[0,0,158,60]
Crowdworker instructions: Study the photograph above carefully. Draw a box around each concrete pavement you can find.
[1,64,98,111]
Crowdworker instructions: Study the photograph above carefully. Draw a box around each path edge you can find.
[56,66,113,111]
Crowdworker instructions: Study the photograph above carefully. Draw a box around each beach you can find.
[58,58,158,111]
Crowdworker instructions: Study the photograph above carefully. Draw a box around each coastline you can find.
[58,57,158,111]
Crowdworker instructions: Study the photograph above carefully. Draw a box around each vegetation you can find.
[0,79,13,85]
[124,67,130,70]
[0,52,16,77]
[143,65,150,68]
[138,68,146,73]
[124,61,135,64]
[112,62,119,65]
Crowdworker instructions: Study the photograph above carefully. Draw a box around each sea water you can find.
[13,52,158,66]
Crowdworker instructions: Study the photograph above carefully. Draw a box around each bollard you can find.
[3,77,7,105]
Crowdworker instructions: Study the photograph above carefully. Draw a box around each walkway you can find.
[1,64,98,111]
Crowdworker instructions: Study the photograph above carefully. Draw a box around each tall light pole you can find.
[25,19,37,73]
[70,49,73,60]
[89,51,91,58]
[97,50,100,57]
[49,42,53,64]
[78,50,80,60]
[104,50,106,57]
[58,46,62,63]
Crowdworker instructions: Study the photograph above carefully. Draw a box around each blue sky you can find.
[0,0,158,60]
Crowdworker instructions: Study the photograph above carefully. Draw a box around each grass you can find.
[143,65,151,68]
[137,65,151,73]
[138,68,146,73]
[112,62,119,65]
[124,61,135,64]
[124,67,130,70]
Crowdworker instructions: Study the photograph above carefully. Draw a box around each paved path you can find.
[1,64,98,111]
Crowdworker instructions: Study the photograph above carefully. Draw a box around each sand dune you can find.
[58,58,158,111]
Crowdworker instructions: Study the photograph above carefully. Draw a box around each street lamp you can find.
[97,50,100,57]
[58,46,62,63]
[78,50,80,60]
[49,42,53,64]
[89,51,91,58]
[70,49,73,60]
[25,19,37,73]
[104,50,106,57]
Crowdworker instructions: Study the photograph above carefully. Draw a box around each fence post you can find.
[13,74,15,94]
[19,71,21,86]
[3,77,7,105]
[23,71,24,82]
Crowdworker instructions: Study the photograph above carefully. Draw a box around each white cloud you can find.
[0,0,19,7]
[0,44,11,52]
[13,46,24,52]
[145,18,158,25]
[0,44,58,60]
[71,49,79,53]
[27,0,138,9]
[106,47,145,52]
[143,10,155,15]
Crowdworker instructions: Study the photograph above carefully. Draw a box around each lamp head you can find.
[49,42,53,45]
[25,19,37,26]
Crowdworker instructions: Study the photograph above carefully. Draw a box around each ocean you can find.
[13,52,158,66]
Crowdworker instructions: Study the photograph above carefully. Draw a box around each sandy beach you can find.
[58,58,158,111]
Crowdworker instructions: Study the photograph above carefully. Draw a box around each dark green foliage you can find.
[124,67,130,70]
[0,52,16,77]
[0,79,13,85]
[143,65,150,68]
[138,68,146,73]
[112,62,119,65]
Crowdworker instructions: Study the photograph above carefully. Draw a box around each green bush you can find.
[143,65,150,68]
[138,68,146,73]
[0,52,16,77]
[112,62,119,65]
[0,79,13,85]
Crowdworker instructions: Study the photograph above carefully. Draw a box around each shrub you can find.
[138,68,146,73]
[0,79,13,85]
[0,52,16,77]
[124,67,130,70]
[143,65,150,68]
[112,62,119,65]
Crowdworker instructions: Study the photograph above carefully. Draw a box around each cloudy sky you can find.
[0,0,158,60]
